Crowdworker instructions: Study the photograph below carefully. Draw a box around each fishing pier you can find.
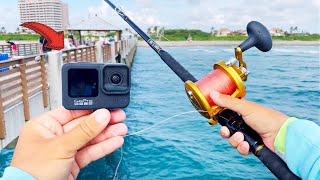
[0,39,137,150]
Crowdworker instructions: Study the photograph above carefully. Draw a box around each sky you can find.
[0,0,319,33]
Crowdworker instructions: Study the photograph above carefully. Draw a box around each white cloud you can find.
[0,1,19,32]
[173,0,319,33]
[87,0,164,30]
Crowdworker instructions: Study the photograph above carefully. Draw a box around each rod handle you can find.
[239,21,272,52]
[217,109,301,180]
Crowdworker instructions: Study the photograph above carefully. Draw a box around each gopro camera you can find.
[62,63,131,110]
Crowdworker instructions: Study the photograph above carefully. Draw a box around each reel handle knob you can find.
[239,21,272,52]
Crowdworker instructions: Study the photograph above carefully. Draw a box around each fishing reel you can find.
[185,21,273,125]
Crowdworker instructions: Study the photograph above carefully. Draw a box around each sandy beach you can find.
[138,40,320,47]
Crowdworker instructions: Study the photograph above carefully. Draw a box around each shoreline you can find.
[137,40,320,47]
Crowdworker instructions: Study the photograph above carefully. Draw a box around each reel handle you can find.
[217,109,301,180]
[239,21,272,52]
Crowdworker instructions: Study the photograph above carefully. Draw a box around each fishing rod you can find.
[104,1,300,179]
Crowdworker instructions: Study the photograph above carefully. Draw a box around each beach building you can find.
[18,0,69,33]
[234,29,248,36]
[216,28,232,36]
[270,28,285,36]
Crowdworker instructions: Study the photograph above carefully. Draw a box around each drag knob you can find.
[239,21,272,52]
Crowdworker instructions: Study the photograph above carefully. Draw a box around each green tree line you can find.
[0,34,40,41]
[146,29,320,41]
[1,30,319,42]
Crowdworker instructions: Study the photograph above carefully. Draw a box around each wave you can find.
[272,48,319,54]
[188,49,219,53]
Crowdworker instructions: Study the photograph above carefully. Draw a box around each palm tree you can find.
[1,27,5,34]
[16,27,20,34]
[158,27,165,41]
[210,27,215,36]
[154,26,159,36]
[290,26,299,35]
[293,26,298,34]
[289,26,294,35]
[147,27,153,35]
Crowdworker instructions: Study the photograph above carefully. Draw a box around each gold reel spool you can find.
[185,48,248,125]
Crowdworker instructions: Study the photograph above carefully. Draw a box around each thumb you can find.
[210,91,254,116]
[58,109,111,152]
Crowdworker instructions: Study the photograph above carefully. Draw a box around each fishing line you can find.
[111,110,207,180]
[110,130,123,180]
[196,69,237,106]
[125,110,206,137]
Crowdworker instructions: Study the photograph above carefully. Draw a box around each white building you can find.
[234,29,248,36]
[270,28,285,36]
[18,0,69,33]
[216,28,232,36]
[61,3,70,30]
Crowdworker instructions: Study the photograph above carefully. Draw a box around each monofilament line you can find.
[112,110,207,180]
[124,110,205,137]
[112,146,123,180]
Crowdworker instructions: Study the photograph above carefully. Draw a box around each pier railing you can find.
[0,43,39,56]
[62,46,97,63]
[102,44,112,61]
[0,55,48,130]
[0,39,137,142]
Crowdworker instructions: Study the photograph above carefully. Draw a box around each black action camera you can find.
[62,63,131,110]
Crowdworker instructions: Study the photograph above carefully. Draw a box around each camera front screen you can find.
[68,69,99,98]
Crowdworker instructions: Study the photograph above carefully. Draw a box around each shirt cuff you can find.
[274,117,298,161]
[1,167,36,180]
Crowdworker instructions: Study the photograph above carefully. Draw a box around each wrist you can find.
[274,117,298,161]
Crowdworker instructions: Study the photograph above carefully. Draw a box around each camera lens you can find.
[110,73,122,85]
[103,64,130,94]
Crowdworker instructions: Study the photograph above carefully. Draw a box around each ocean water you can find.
[0,46,319,179]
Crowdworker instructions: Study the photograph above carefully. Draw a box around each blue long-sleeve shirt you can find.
[274,118,320,179]
[1,118,319,179]
[0,167,35,180]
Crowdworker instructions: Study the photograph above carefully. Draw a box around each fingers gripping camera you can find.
[62,63,131,110]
